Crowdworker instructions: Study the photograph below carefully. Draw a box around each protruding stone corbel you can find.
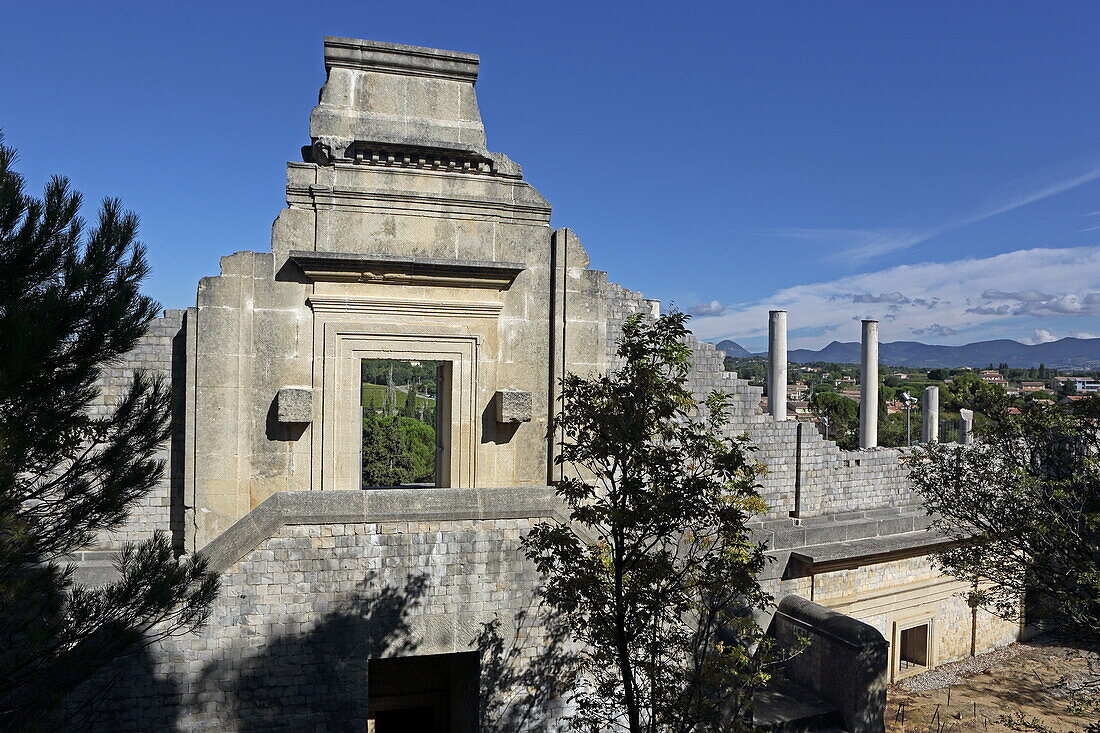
[276,387,313,424]
[495,389,531,424]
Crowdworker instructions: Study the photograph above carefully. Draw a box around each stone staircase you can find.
[752,680,847,732]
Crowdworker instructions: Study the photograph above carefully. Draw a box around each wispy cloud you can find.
[766,162,1100,263]
[686,299,728,316]
[689,245,1100,349]
[954,165,1100,228]
[764,227,926,263]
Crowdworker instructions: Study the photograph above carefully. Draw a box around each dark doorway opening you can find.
[361,359,444,489]
[899,623,930,672]
[368,652,478,733]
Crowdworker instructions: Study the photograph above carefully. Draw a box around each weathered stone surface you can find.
[276,387,312,423]
[860,319,879,449]
[774,595,887,733]
[768,310,787,421]
[495,389,532,423]
[69,34,1020,731]
[921,385,939,443]
[310,37,489,158]
[959,408,975,444]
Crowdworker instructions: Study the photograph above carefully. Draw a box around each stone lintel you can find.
[288,250,525,289]
[323,36,479,83]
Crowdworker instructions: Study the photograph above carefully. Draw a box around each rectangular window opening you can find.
[899,624,930,672]
[361,359,444,489]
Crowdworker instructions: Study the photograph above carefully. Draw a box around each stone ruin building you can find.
[77,36,1020,732]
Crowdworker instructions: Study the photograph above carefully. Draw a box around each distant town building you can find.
[787,400,813,418]
[1051,376,1100,394]
[978,369,1008,386]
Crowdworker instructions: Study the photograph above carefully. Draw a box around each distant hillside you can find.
[715,339,751,358]
[771,337,1100,370]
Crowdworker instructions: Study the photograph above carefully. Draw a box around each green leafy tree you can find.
[810,391,858,448]
[397,416,436,483]
[402,381,419,418]
[942,372,1008,416]
[523,312,781,733]
[0,138,218,727]
[909,397,1100,643]
[361,414,414,487]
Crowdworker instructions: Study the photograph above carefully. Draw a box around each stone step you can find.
[752,680,846,732]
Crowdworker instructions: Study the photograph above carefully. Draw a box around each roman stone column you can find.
[768,310,788,421]
[921,386,939,443]
[959,408,974,445]
[860,319,879,449]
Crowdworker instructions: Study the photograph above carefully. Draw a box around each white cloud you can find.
[1023,329,1057,345]
[686,299,727,316]
[690,246,1100,349]
[766,162,1100,263]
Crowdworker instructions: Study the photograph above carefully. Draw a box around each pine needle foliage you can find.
[0,137,219,729]
[524,311,780,733]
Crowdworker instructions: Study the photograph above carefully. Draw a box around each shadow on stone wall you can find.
[198,571,429,732]
[75,571,579,731]
[476,605,577,732]
[70,645,183,733]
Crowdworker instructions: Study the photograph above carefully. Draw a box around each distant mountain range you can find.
[715,340,752,358]
[714,337,1100,370]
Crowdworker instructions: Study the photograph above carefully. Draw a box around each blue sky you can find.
[2,1,1099,351]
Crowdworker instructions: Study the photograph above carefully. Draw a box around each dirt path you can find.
[887,637,1100,732]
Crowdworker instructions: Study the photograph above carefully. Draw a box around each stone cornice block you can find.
[323,37,480,83]
[289,250,525,290]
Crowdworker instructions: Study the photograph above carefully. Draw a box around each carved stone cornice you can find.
[323,36,480,83]
[289,250,525,290]
[306,295,503,319]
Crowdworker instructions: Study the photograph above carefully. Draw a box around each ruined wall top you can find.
[308,37,491,163]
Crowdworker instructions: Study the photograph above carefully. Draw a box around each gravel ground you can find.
[897,642,1030,691]
[887,636,1100,732]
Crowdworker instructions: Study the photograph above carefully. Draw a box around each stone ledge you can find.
[201,487,568,574]
[786,529,960,575]
[751,508,935,551]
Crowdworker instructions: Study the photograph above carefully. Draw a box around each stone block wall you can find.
[599,282,914,520]
[763,554,1020,680]
[86,515,572,732]
[772,595,888,733]
[89,309,185,551]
